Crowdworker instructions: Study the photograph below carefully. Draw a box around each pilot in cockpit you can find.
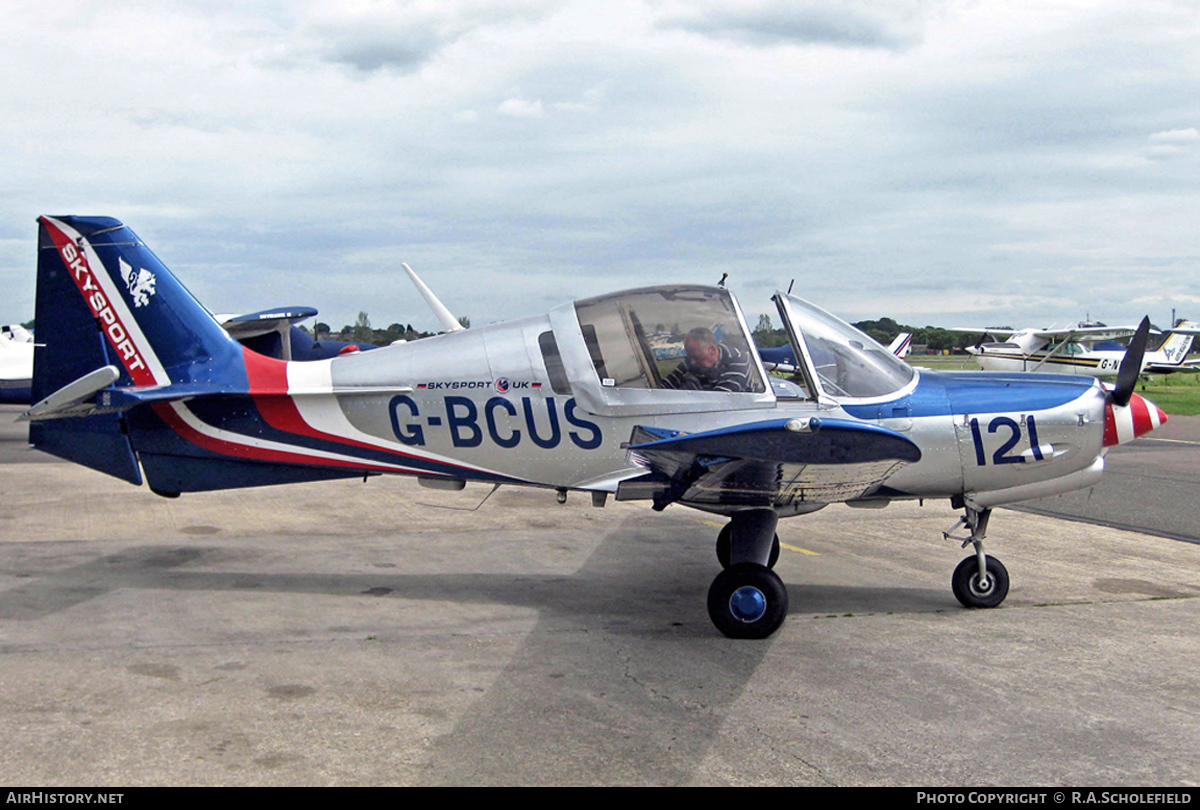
[660,327,753,392]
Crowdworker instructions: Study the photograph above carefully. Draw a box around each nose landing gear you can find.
[944,505,1010,609]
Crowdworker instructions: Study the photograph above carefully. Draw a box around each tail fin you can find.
[888,332,913,358]
[1150,320,1199,369]
[30,216,245,481]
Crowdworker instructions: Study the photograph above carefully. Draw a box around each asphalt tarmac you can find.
[1,405,1197,786]
[1014,412,1200,543]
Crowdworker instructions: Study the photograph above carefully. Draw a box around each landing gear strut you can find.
[944,504,1010,608]
[707,509,788,638]
[716,524,780,570]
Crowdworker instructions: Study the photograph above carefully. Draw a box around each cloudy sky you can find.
[1,0,1198,333]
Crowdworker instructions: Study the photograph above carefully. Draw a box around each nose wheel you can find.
[951,554,1009,608]
[944,504,1010,609]
[707,563,788,639]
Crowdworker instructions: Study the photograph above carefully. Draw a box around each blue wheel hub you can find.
[728,586,767,623]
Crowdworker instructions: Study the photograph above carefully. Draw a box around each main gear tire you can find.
[707,563,788,639]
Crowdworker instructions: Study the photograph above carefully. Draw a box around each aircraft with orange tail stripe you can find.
[22,216,1165,639]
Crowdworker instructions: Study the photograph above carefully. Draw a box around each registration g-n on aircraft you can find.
[24,216,1167,639]
[952,321,1200,377]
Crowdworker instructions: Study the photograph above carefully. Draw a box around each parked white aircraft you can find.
[887,332,913,359]
[952,321,1200,377]
[0,324,34,404]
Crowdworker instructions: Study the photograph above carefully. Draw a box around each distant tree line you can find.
[851,316,996,353]
[752,314,1008,354]
[303,311,469,346]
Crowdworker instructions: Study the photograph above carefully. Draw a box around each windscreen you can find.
[781,293,914,398]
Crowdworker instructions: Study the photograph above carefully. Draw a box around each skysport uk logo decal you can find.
[413,380,543,392]
[119,258,156,308]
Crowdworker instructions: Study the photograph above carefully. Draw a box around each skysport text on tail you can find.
[24,215,1167,639]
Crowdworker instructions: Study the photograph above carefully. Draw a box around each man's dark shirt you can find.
[661,343,754,392]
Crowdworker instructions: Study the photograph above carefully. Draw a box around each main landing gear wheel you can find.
[716,525,780,570]
[707,563,788,639]
[951,554,1009,608]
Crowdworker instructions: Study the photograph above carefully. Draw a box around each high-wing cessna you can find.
[953,321,1200,377]
[24,216,1166,639]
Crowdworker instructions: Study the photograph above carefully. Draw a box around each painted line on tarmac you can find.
[702,519,820,556]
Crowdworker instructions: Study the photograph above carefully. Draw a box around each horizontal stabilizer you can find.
[22,374,242,422]
[20,365,119,421]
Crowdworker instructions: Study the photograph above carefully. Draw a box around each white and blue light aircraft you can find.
[23,216,1166,638]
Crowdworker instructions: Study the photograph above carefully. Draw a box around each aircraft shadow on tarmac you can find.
[0,519,963,785]
[0,531,952,627]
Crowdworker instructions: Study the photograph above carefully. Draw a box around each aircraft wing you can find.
[1164,321,1200,336]
[951,324,1155,342]
[949,327,1018,340]
[218,307,319,340]
[1028,324,1154,342]
[620,418,921,511]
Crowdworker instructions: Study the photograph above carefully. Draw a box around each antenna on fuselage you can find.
[402,263,465,332]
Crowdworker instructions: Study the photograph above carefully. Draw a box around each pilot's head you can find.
[684,327,720,371]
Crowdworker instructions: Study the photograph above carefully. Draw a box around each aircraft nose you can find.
[1103,393,1167,447]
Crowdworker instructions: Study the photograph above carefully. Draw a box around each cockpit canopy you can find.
[573,285,766,394]
[546,284,913,418]
[547,285,773,417]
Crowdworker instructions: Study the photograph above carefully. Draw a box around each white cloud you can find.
[0,0,1198,333]
[496,97,545,118]
[292,0,559,73]
[1144,127,1200,160]
[653,0,933,50]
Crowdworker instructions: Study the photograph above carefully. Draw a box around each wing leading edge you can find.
[620,418,922,512]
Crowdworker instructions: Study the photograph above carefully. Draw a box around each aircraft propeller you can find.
[1110,316,1152,408]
